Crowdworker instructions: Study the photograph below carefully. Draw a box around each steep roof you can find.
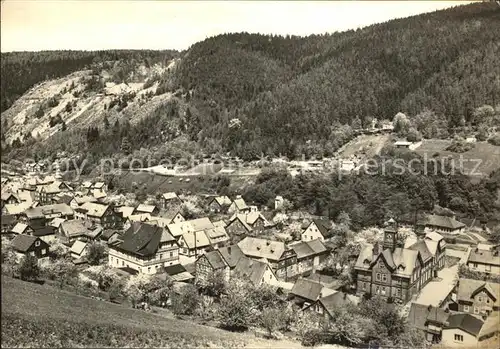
[201,250,227,270]
[116,222,162,257]
[11,234,39,252]
[424,231,445,242]
[212,196,231,206]
[228,215,253,232]
[218,245,244,268]
[291,241,315,259]
[457,278,499,307]
[290,278,324,302]
[72,195,97,205]
[49,217,66,228]
[1,214,17,226]
[355,243,420,278]
[70,240,88,256]
[314,292,358,317]
[311,219,332,238]
[468,248,500,266]
[180,231,211,249]
[232,198,248,211]
[306,239,328,254]
[237,237,287,262]
[167,218,214,238]
[407,303,450,331]
[445,313,483,337]
[408,239,433,262]
[425,214,466,230]
[116,206,135,219]
[233,257,271,286]
[11,222,29,235]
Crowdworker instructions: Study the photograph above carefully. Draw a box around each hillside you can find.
[1,2,499,165]
[1,276,302,348]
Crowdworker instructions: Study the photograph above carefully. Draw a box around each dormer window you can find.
[35,240,40,247]
[363,259,370,265]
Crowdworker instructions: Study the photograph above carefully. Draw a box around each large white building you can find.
[108,222,179,274]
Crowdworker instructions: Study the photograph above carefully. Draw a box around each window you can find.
[376,273,381,281]
[170,252,173,257]
[382,274,387,282]
[397,288,402,296]
[160,254,163,259]
[486,298,490,304]
[485,265,491,272]
[474,307,479,314]
[473,263,478,268]
[35,240,40,247]
[464,305,470,312]
[376,286,380,294]
[381,287,386,295]
[41,249,46,255]
[478,296,482,302]
[454,334,463,342]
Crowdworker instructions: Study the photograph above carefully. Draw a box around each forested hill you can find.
[174,2,500,157]
[0,50,179,112]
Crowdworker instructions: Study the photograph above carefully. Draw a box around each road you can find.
[414,264,458,307]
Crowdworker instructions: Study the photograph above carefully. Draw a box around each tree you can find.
[406,127,422,142]
[336,211,351,228]
[393,112,411,136]
[103,115,110,129]
[86,242,106,265]
[261,307,283,338]
[18,254,40,281]
[326,305,376,346]
[201,270,227,298]
[218,291,253,331]
[171,284,200,315]
[43,260,78,288]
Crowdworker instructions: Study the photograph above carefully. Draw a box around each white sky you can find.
[1,0,476,52]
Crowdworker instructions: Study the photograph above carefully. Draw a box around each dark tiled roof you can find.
[32,226,56,236]
[312,219,332,238]
[1,214,17,225]
[317,292,353,317]
[117,222,162,257]
[164,264,187,276]
[202,250,227,270]
[425,214,466,230]
[101,230,120,240]
[457,278,499,308]
[233,257,269,286]
[291,277,324,302]
[408,239,432,262]
[445,313,483,337]
[11,234,38,252]
[57,194,74,205]
[468,249,500,266]
[218,245,244,268]
[408,303,449,331]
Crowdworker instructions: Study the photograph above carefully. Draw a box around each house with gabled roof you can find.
[70,240,89,261]
[455,278,499,318]
[60,220,91,244]
[407,303,451,343]
[178,231,212,257]
[195,245,245,283]
[441,313,485,347]
[162,192,182,209]
[237,236,299,281]
[69,195,97,209]
[208,195,231,213]
[290,239,329,276]
[233,257,279,287]
[11,234,50,259]
[419,214,466,235]
[108,222,179,274]
[227,212,271,235]
[303,291,359,323]
[77,202,122,229]
[10,222,33,236]
[228,196,250,214]
[289,277,337,308]
[467,247,500,275]
[133,204,160,217]
[301,219,333,242]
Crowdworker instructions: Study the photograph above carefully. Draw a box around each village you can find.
[1,162,499,348]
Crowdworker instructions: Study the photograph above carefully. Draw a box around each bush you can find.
[171,284,200,315]
[18,255,40,281]
[301,330,324,347]
[86,242,106,265]
[218,292,253,331]
[488,133,500,146]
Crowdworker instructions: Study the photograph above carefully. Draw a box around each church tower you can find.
[383,218,398,251]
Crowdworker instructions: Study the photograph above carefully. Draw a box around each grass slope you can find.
[1,276,250,348]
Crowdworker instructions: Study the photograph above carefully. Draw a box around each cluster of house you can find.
[408,277,499,347]
[2,173,499,347]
